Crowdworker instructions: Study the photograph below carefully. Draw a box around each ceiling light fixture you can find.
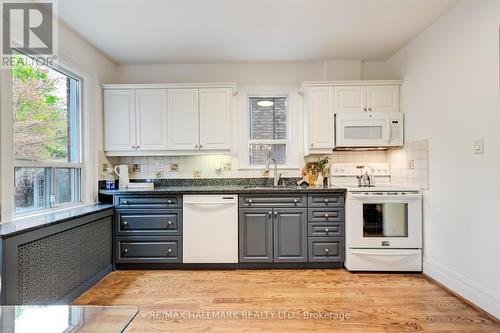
[257,100,274,107]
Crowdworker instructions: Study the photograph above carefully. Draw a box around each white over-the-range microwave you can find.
[334,112,403,148]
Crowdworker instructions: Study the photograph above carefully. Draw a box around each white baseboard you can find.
[424,258,500,319]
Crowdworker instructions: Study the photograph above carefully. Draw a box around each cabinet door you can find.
[104,90,136,151]
[136,89,168,150]
[239,208,273,262]
[273,208,307,262]
[307,87,334,150]
[334,86,366,113]
[167,89,200,150]
[199,88,232,150]
[366,85,399,112]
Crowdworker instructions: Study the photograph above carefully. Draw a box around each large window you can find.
[248,96,287,165]
[12,55,82,214]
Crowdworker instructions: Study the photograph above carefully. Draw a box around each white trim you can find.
[8,202,99,222]
[14,161,84,168]
[424,257,500,319]
[105,150,231,157]
[103,82,238,92]
[299,80,403,93]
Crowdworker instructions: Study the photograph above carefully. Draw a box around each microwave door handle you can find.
[383,117,391,142]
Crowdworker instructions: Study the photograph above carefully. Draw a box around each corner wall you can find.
[385,0,500,318]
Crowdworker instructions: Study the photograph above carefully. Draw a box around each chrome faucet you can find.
[265,155,279,186]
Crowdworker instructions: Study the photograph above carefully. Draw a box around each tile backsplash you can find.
[388,140,429,189]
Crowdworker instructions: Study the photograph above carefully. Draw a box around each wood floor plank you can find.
[74,269,500,332]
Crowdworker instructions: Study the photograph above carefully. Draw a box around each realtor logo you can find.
[1,0,57,67]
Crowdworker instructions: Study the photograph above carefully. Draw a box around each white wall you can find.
[115,60,363,85]
[385,0,500,318]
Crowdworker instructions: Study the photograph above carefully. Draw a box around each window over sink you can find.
[248,96,287,165]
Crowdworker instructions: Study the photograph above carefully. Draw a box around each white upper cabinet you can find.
[104,90,136,151]
[136,89,168,150]
[199,88,232,150]
[335,86,366,113]
[366,85,399,112]
[306,86,334,151]
[167,89,200,150]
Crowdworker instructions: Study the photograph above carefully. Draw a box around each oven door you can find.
[347,192,422,248]
[335,112,390,147]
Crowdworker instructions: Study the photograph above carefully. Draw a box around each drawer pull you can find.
[248,199,253,204]
[167,248,172,254]
[268,211,272,216]
[274,211,278,217]
[324,213,329,218]
[123,248,128,254]
[167,221,172,226]
[324,228,329,233]
[122,200,129,205]
[293,199,298,204]
[324,198,329,203]
[122,221,128,227]
[324,248,329,253]
[167,200,173,204]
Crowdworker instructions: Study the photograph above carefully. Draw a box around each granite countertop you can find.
[0,204,114,238]
[99,184,346,195]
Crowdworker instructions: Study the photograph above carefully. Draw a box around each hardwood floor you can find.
[74,269,499,332]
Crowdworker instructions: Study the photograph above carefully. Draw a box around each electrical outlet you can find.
[407,160,415,169]
[170,163,179,172]
[223,162,232,171]
[193,170,201,178]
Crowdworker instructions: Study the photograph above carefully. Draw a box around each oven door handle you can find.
[350,250,419,256]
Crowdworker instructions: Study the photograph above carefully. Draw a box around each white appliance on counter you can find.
[183,195,238,263]
[335,112,403,148]
[332,163,422,271]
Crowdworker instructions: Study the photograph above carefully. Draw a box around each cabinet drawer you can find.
[115,237,181,263]
[308,194,344,207]
[308,208,344,222]
[115,209,182,236]
[308,237,344,262]
[239,195,306,208]
[308,222,344,237]
[115,196,182,209]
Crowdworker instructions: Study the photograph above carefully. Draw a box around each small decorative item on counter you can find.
[105,167,116,190]
[315,155,330,188]
[298,162,319,186]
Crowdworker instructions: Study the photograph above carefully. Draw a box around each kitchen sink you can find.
[243,185,299,190]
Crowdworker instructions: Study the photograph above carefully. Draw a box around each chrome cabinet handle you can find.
[324,213,329,218]
[324,248,329,253]
[167,221,172,226]
[325,228,329,233]
[324,198,329,203]
[167,248,172,254]
[274,211,278,217]
[248,199,253,204]
[268,211,272,216]
[122,200,129,205]
[167,200,172,204]
[122,221,128,226]
[123,248,128,254]
[293,199,298,204]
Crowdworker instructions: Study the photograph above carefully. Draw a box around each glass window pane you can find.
[12,54,80,162]
[55,168,81,205]
[249,144,286,165]
[249,97,287,140]
[14,168,50,213]
[363,203,408,237]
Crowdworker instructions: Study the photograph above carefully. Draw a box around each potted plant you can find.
[315,155,330,187]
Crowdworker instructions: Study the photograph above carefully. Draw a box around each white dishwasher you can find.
[183,195,238,263]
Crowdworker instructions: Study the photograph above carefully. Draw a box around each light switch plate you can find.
[407,160,415,169]
[473,138,484,154]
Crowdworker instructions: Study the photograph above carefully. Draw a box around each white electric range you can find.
[332,163,423,272]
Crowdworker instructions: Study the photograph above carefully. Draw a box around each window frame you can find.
[236,86,301,171]
[4,52,86,218]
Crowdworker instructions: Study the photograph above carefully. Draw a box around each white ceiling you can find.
[58,0,457,65]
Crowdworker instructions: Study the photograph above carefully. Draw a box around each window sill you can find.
[11,202,93,222]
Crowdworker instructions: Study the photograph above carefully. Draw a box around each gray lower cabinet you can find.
[239,206,307,263]
[308,237,344,262]
[239,209,273,262]
[113,195,183,266]
[273,208,307,262]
